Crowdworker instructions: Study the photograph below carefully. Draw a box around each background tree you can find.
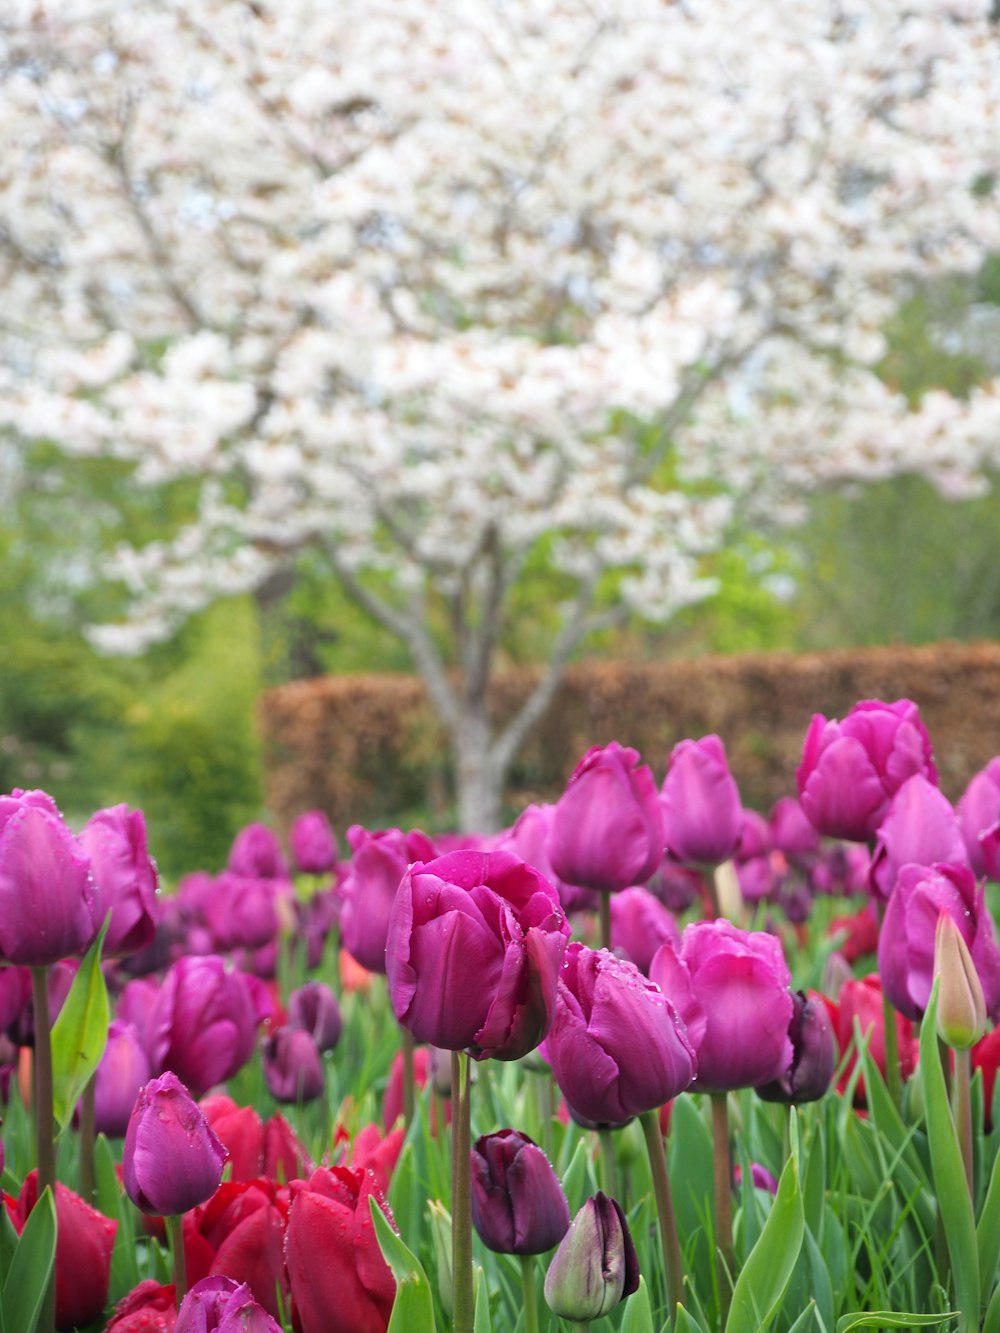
[1,0,999,830]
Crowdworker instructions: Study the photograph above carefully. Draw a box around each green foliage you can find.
[51,919,110,1134]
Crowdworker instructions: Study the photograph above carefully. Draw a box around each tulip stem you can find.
[29,966,56,1333]
[955,1046,973,1199]
[639,1110,686,1314]
[79,1073,97,1202]
[598,1128,620,1203]
[599,892,612,952]
[710,1093,735,1318]
[451,1051,474,1333]
[167,1212,187,1307]
[520,1255,540,1333]
[402,1027,416,1126]
[881,989,903,1109]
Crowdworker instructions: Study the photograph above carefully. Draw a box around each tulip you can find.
[499,803,598,915]
[470,1129,569,1255]
[93,1020,151,1138]
[736,809,773,861]
[796,698,937,843]
[175,1276,282,1333]
[548,743,664,893]
[123,1071,227,1216]
[543,1192,639,1323]
[382,1045,431,1131]
[286,1166,396,1333]
[146,955,258,1096]
[823,974,917,1104]
[106,1280,177,1333]
[828,903,879,964]
[199,1096,265,1181]
[288,980,342,1052]
[973,1026,1000,1130]
[191,1183,290,1318]
[0,965,30,1033]
[935,912,987,1049]
[609,887,680,975]
[544,942,696,1126]
[648,858,702,914]
[387,849,569,1060]
[0,789,99,966]
[290,810,339,875]
[342,1123,406,1197]
[79,804,159,959]
[757,990,836,1104]
[868,774,967,902]
[957,757,1000,880]
[8,1171,117,1331]
[340,826,436,974]
[734,1163,779,1195]
[227,824,288,880]
[650,919,793,1092]
[661,735,743,867]
[261,1027,325,1103]
[204,873,283,953]
[262,1113,313,1183]
[878,862,1000,1022]
[769,797,820,857]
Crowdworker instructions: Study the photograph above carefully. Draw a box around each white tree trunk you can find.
[453,710,504,834]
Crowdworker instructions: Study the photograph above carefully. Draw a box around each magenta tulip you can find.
[769,797,820,857]
[203,872,283,952]
[610,887,680,975]
[341,826,436,974]
[146,955,258,1096]
[93,1020,151,1138]
[123,1071,227,1215]
[78,804,159,959]
[958,757,1000,880]
[661,735,743,867]
[868,774,967,902]
[500,803,598,914]
[175,1276,281,1333]
[289,810,339,875]
[227,823,288,880]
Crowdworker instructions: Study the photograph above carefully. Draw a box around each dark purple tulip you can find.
[290,811,339,876]
[204,872,284,952]
[878,862,1000,1022]
[175,1276,282,1333]
[262,1028,325,1104]
[123,1071,227,1215]
[610,887,680,975]
[146,955,258,1096]
[500,804,598,915]
[661,735,743,867]
[0,789,98,966]
[797,698,938,843]
[387,849,569,1060]
[78,804,159,959]
[757,990,835,1104]
[543,1192,639,1322]
[648,858,702,914]
[93,1020,151,1138]
[545,943,696,1125]
[288,981,342,1053]
[869,774,967,902]
[470,1129,569,1255]
[548,744,664,894]
[769,797,821,857]
[341,826,436,974]
[957,757,1000,880]
[650,920,793,1093]
[227,823,288,880]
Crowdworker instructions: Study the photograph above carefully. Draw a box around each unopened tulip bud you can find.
[936,913,987,1049]
[470,1129,569,1255]
[543,1192,639,1323]
[757,990,835,1104]
[261,1027,326,1103]
[123,1072,227,1216]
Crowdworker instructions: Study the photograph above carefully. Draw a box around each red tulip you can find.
[106,1281,177,1333]
[191,1180,290,1318]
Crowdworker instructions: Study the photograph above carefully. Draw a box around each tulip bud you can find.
[757,990,835,1104]
[470,1129,569,1255]
[936,913,987,1049]
[261,1027,325,1103]
[289,811,339,876]
[288,981,342,1053]
[175,1276,281,1333]
[123,1072,227,1216]
[543,1192,639,1322]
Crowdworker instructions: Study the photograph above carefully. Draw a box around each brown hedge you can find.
[259,640,1000,833]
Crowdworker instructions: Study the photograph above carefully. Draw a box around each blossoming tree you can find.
[1,0,999,828]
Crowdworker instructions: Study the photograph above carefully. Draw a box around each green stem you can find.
[599,892,612,952]
[534,1070,555,1159]
[598,1127,620,1202]
[451,1051,474,1333]
[703,865,721,920]
[640,1110,686,1314]
[29,966,55,1333]
[402,1026,416,1127]
[79,1072,97,1203]
[955,1046,973,1200]
[882,988,903,1110]
[711,1092,735,1318]
[520,1255,540,1333]
[166,1212,187,1307]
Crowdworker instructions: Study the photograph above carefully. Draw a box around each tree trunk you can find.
[453,709,504,834]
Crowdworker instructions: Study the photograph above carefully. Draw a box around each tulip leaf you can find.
[369,1195,437,1333]
[673,1305,711,1333]
[473,1265,493,1333]
[919,983,979,1333]
[50,914,111,1135]
[836,1315,958,1331]
[984,1280,1000,1333]
[724,1149,804,1333]
[2,1185,56,1333]
[620,1276,654,1333]
[977,1129,1000,1307]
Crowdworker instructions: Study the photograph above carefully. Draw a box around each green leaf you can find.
[369,1195,436,1333]
[984,1280,1000,1333]
[978,1129,1000,1306]
[560,1137,596,1213]
[786,1304,818,1333]
[920,984,979,1333]
[2,1185,56,1333]
[673,1305,712,1333]
[836,1314,957,1331]
[620,1275,655,1333]
[473,1266,493,1333]
[50,916,110,1134]
[94,1132,138,1301]
[725,1150,804,1333]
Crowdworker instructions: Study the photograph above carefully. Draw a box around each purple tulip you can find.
[470,1129,570,1255]
[544,942,696,1125]
[610,887,680,975]
[0,967,30,1033]
[175,1277,282,1333]
[227,823,288,880]
[957,757,1000,880]
[93,1020,151,1138]
[548,743,664,894]
[797,698,938,843]
[204,872,284,952]
[648,858,702,914]
[387,849,569,1060]
[869,774,967,902]
[146,955,258,1096]
[734,1163,779,1195]
[661,736,743,867]
[500,803,598,915]
[543,1192,639,1322]
[123,1071,227,1215]
[650,920,793,1093]
[116,977,160,1044]
[878,862,1000,1022]
[78,804,159,959]
[341,826,436,974]
[288,981,342,1053]
[736,810,773,862]
[769,797,820,858]
[756,990,835,1104]
[289,811,339,876]
[0,789,99,966]
[261,1027,325,1104]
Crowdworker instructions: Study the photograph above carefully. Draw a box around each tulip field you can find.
[3,698,1000,1332]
